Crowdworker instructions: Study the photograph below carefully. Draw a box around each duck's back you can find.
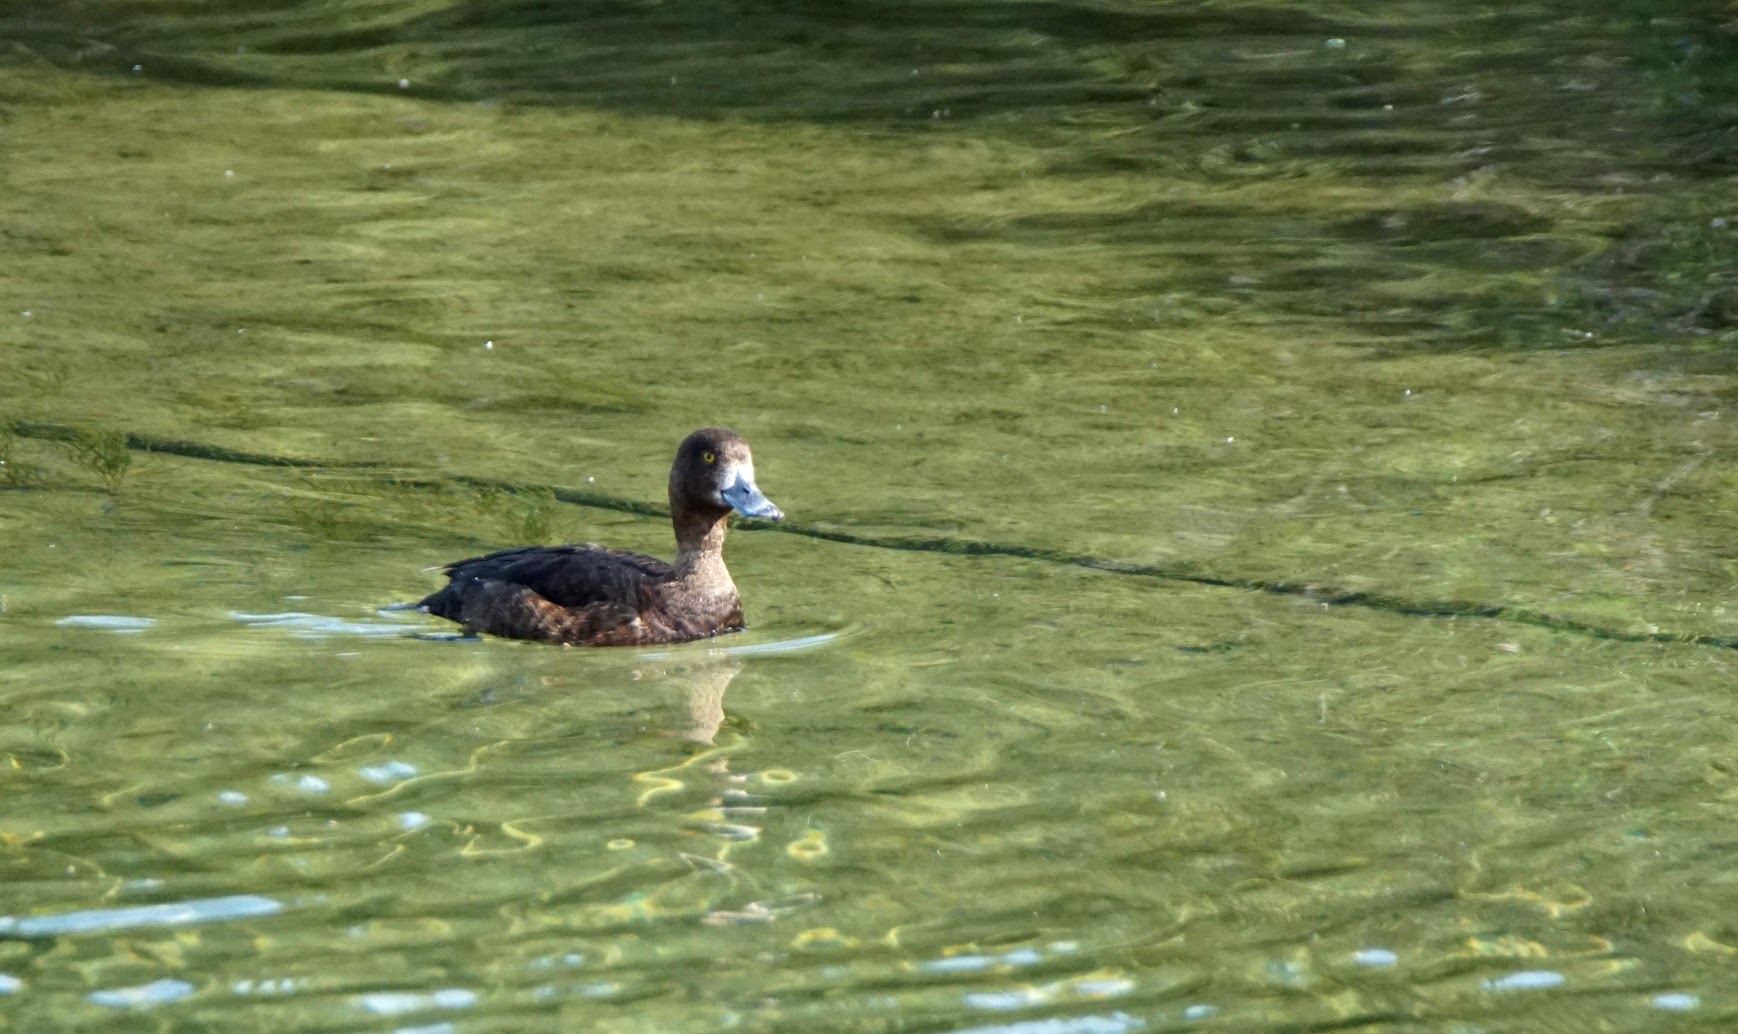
[433,544,671,608]
[419,544,678,645]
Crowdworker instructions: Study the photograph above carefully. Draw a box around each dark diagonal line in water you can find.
[776,524,1738,651]
[16,421,1737,653]
[14,422,387,469]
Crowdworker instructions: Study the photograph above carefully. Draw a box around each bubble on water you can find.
[1183,1003,1218,1020]
[1353,948,1398,967]
[224,169,233,178]
[1325,38,1346,48]
[218,790,249,806]
[398,78,410,89]
[132,64,142,72]
[397,812,432,830]
[484,340,493,350]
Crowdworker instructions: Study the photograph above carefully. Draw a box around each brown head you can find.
[668,429,782,548]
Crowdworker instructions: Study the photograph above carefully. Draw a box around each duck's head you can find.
[670,427,783,522]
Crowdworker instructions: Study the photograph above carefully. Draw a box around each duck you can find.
[418,428,782,646]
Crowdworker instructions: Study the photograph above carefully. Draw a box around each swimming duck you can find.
[419,428,782,646]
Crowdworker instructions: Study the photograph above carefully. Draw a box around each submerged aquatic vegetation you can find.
[62,427,132,493]
[0,420,38,488]
[472,486,559,549]
[0,419,131,490]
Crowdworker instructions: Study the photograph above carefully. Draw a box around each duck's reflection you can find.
[631,649,742,745]
[623,651,820,925]
[628,651,758,849]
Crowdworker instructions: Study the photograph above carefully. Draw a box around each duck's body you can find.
[419,428,781,646]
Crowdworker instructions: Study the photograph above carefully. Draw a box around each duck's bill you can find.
[722,473,783,520]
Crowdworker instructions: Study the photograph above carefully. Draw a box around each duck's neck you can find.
[671,511,732,583]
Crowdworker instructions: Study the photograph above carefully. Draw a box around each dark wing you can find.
[421,544,670,616]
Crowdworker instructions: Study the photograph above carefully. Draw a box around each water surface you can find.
[2,1,1736,1030]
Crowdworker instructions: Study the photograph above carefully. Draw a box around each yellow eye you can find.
[702,450,716,464]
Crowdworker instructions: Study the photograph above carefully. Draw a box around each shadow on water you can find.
[6,0,1735,354]
[12,0,1350,119]
[0,0,1713,154]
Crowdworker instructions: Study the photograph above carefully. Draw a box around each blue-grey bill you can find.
[722,474,782,520]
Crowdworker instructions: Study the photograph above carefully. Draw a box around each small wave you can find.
[230,611,420,639]
[88,978,195,1009]
[638,630,841,661]
[55,614,155,633]
[0,893,283,938]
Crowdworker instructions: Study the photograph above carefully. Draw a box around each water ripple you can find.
[0,894,283,938]
[87,978,196,1008]
[636,630,840,660]
[231,611,420,638]
[1652,992,1700,1011]
[55,614,155,632]
[946,1011,1145,1034]
[1482,970,1565,992]
[356,988,479,1016]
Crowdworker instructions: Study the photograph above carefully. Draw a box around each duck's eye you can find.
[702,450,716,465]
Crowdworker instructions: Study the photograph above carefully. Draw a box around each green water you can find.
[3,1,1737,1029]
